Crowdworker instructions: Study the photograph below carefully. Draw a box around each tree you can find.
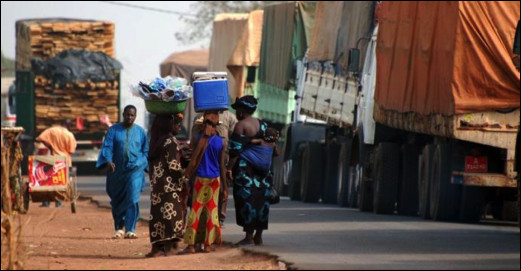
[1,51,15,77]
[175,1,265,45]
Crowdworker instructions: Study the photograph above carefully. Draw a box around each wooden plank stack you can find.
[16,19,115,70]
[15,19,119,135]
[33,75,119,135]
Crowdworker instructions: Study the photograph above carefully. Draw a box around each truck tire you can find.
[459,186,484,223]
[398,144,420,216]
[493,200,519,221]
[373,143,400,214]
[429,143,461,221]
[347,166,359,208]
[323,142,340,204]
[288,143,305,200]
[300,142,323,203]
[359,177,374,212]
[358,148,374,212]
[337,141,353,207]
[288,143,306,201]
[418,145,434,219]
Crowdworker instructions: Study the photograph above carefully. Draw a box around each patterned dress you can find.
[229,120,272,232]
[148,136,185,244]
[184,135,223,246]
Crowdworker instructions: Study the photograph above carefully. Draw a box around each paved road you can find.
[76,176,520,270]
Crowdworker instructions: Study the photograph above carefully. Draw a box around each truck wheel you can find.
[288,143,306,201]
[398,144,420,216]
[373,143,400,214]
[359,177,374,212]
[323,142,340,204]
[419,145,434,219]
[500,201,519,222]
[459,186,484,223]
[337,141,353,207]
[358,149,374,212]
[300,142,323,203]
[347,166,359,208]
[429,143,461,221]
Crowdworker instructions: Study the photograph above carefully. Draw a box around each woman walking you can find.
[146,113,188,257]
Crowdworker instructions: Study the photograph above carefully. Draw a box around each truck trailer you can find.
[292,1,519,223]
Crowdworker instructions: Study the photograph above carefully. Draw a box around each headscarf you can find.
[231,95,258,115]
[184,111,219,179]
[36,125,77,167]
[148,113,183,161]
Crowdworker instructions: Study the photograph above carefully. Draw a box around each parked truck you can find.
[290,1,519,223]
[13,18,121,174]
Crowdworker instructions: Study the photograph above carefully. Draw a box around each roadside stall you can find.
[27,154,77,213]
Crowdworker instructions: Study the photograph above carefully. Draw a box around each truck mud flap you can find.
[373,143,400,214]
[430,144,461,221]
[459,186,485,223]
[323,142,340,204]
[398,144,420,216]
[419,145,434,219]
[337,141,353,207]
[288,142,307,201]
[300,142,323,203]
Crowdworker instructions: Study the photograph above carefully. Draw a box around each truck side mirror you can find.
[348,48,360,73]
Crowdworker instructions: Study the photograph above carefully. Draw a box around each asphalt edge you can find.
[79,195,293,269]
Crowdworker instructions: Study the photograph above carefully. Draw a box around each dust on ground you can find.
[18,199,283,270]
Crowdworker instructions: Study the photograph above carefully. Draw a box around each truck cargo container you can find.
[292,1,519,223]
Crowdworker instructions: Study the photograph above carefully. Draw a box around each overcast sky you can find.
[1,1,205,127]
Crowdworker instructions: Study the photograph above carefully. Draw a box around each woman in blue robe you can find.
[96,105,149,239]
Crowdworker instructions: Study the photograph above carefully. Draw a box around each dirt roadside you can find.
[16,199,283,270]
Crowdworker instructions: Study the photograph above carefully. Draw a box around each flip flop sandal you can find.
[203,245,215,253]
[125,232,138,239]
[178,245,196,255]
[112,229,124,239]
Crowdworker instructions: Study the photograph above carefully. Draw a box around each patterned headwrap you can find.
[231,95,258,110]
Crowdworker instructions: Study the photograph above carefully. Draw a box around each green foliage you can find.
[1,51,15,77]
[175,1,265,45]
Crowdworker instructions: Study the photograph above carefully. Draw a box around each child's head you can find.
[263,128,279,143]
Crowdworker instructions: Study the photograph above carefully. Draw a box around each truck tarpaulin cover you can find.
[209,13,249,100]
[31,49,122,87]
[259,2,315,90]
[160,49,209,83]
[259,2,295,90]
[376,1,520,115]
[308,1,375,74]
[227,10,264,100]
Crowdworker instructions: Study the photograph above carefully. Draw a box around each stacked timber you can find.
[16,19,115,70]
[33,75,119,135]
